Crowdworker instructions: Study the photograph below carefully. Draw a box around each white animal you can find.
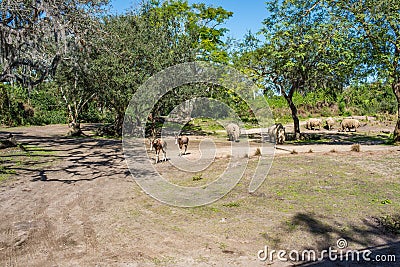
[268,123,285,144]
[325,117,335,130]
[339,118,361,132]
[306,118,322,130]
[226,123,240,142]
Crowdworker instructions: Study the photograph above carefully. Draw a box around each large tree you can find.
[89,0,232,135]
[55,29,98,131]
[0,0,107,88]
[325,0,400,141]
[236,0,359,137]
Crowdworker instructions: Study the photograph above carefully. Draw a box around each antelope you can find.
[174,133,189,156]
[152,138,167,163]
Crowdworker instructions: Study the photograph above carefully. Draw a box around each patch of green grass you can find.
[147,144,399,255]
[218,242,227,250]
[151,256,176,265]
[347,134,387,143]
[285,219,298,231]
[189,205,221,216]
[183,118,224,135]
[222,202,240,208]
[192,173,203,181]
[380,199,392,205]
[377,214,400,235]
[383,133,398,145]
[0,145,57,183]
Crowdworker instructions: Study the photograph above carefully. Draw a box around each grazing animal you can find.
[268,123,285,144]
[174,134,189,156]
[339,118,361,132]
[325,117,335,130]
[148,127,161,152]
[306,118,322,130]
[152,139,167,163]
[226,123,240,142]
[149,137,156,151]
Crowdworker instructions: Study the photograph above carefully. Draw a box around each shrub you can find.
[376,215,400,235]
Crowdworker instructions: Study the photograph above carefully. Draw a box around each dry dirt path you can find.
[0,124,398,266]
[1,125,271,266]
[0,125,137,266]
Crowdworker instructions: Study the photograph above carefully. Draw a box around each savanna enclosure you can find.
[1,0,400,266]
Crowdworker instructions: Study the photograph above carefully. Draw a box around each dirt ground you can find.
[0,123,399,266]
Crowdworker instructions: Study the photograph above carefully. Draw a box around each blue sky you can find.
[109,0,268,40]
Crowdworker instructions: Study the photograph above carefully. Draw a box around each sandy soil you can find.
[0,124,399,266]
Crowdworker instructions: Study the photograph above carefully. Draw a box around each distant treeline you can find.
[1,81,396,127]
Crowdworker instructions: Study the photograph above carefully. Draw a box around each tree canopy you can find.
[0,0,108,88]
[236,0,359,135]
[324,0,400,140]
[1,0,399,142]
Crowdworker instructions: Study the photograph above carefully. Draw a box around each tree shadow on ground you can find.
[0,129,144,184]
[281,212,400,266]
[283,132,390,146]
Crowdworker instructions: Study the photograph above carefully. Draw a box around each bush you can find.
[0,84,32,126]
[376,215,400,235]
[266,81,396,123]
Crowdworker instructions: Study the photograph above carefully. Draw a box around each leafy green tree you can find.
[0,0,108,88]
[55,45,97,129]
[89,0,232,135]
[325,0,400,141]
[236,0,359,136]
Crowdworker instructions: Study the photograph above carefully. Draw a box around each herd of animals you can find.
[149,133,189,163]
[305,117,361,132]
[148,117,364,163]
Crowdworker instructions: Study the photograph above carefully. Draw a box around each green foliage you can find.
[266,81,396,121]
[3,0,399,135]
[324,0,400,140]
[0,84,43,126]
[88,1,233,135]
[222,202,240,208]
[0,84,28,126]
[31,83,67,125]
[235,0,360,134]
[192,173,203,181]
[342,82,397,115]
[0,83,68,126]
[377,214,400,235]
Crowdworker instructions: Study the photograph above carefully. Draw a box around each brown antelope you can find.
[174,133,189,156]
[152,138,167,163]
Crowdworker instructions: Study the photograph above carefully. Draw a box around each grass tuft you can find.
[192,173,203,181]
[376,215,400,235]
[351,143,361,152]
[223,202,240,208]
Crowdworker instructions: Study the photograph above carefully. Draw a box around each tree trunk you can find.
[284,94,301,138]
[393,83,400,142]
[114,112,124,137]
[68,122,82,137]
